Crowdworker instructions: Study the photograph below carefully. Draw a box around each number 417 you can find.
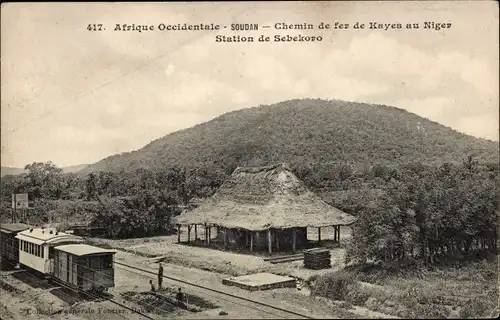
[87,24,103,31]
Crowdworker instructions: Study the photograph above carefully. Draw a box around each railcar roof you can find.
[0,223,33,234]
[15,228,83,245]
[55,244,117,256]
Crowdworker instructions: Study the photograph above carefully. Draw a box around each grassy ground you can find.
[87,226,353,278]
[309,256,499,319]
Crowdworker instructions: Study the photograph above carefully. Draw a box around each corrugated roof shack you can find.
[173,163,356,255]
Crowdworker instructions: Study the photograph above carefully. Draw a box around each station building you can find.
[174,163,356,254]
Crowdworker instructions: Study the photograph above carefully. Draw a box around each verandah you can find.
[175,223,343,255]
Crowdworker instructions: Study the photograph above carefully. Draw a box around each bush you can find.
[400,304,450,319]
[460,297,498,319]
[311,270,359,301]
[345,285,371,305]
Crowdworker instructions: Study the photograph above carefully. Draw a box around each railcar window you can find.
[103,255,113,268]
[90,257,100,270]
[36,245,40,257]
[81,258,90,272]
[28,243,32,255]
[49,247,54,259]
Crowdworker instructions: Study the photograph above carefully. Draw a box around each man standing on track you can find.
[176,287,187,308]
[158,262,163,289]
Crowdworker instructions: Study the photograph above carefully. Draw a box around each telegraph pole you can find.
[12,194,17,223]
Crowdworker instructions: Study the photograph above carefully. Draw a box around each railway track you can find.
[49,277,156,320]
[1,263,154,320]
[114,261,315,319]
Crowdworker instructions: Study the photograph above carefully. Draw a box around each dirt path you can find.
[113,251,357,319]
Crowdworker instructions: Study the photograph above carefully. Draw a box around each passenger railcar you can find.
[2,226,117,293]
[0,223,33,268]
[15,227,84,274]
[53,244,116,292]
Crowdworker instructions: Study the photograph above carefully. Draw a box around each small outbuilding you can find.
[173,163,356,254]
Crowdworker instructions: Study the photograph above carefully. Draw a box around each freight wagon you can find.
[0,223,33,268]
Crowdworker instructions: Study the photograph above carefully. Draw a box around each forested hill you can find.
[83,99,499,173]
[1,164,89,177]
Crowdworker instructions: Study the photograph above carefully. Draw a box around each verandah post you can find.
[276,229,280,251]
[194,225,197,240]
[250,231,254,252]
[177,225,181,243]
[292,228,297,252]
[267,229,272,255]
[337,225,340,242]
[207,225,211,246]
[223,228,227,248]
[204,223,208,246]
[187,225,191,243]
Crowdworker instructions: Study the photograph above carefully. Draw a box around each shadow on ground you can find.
[9,269,105,305]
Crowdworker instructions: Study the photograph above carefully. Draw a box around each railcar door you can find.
[71,256,78,286]
[68,254,73,286]
[59,251,68,283]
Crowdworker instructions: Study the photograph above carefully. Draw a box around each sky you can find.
[1,1,498,168]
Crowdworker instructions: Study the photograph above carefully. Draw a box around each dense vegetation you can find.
[0,162,224,238]
[344,159,498,266]
[310,258,499,318]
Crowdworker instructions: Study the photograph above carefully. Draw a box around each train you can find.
[0,223,116,293]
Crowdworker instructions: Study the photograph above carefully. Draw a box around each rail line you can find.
[49,276,155,320]
[114,261,315,319]
[0,259,154,320]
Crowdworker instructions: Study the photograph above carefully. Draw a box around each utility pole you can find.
[12,194,17,223]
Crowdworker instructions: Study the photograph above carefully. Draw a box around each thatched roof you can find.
[173,163,356,231]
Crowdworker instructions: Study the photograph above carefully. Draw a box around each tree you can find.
[24,161,64,199]
[86,173,97,201]
[346,162,499,267]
